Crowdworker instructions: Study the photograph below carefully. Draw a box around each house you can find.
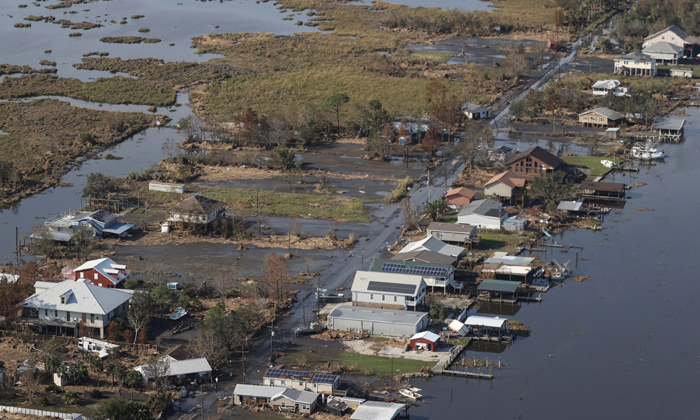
[391,250,457,266]
[642,25,698,56]
[457,199,508,230]
[557,200,584,213]
[410,331,440,351]
[578,107,625,128]
[464,315,509,339]
[168,195,226,225]
[263,367,340,395]
[505,146,565,177]
[41,209,133,241]
[426,222,478,246]
[488,145,514,162]
[392,118,434,145]
[642,41,684,64]
[444,187,477,206]
[670,67,693,78]
[271,389,319,414]
[351,401,407,420]
[327,305,429,338]
[652,117,685,141]
[591,79,630,96]
[351,271,426,309]
[483,171,527,203]
[614,52,657,76]
[65,258,130,288]
[503,216,526,231]
[134,357,212,385]
[148,181,186,194]
[398,236,465,258]
[580,181,626,200]
[481,252,534,281]
[233,384,286,408]
[21,280,132,338]
[368,257,461,293]
[461,102,491,120]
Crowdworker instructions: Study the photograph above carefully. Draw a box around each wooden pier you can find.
[442,369,494,379]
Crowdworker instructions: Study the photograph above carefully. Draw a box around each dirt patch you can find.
[342,339,445,362]
[454,166,500,189]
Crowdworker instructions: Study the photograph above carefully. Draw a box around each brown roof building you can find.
[444,187,478,205]
[505,146,564,177]
[580,181,626,199]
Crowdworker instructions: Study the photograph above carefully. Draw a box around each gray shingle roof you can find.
[458,199,504,217]
[616,52,653,62]
[644,25,693,42]
[460,102,488,113]
[643,41,684,54]
[504,146,564,169]
[390,250,457,265]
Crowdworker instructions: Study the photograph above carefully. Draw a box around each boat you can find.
[293,322,326,336]
[600,159,617,168]
[631,142,665,160]
[550,260,571,281]
[399,387,422,400]
[169,307,188,321]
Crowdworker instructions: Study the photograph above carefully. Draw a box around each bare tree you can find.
[145,356,171,390]
[126,291,153,344]
[401,197,422,231]
[148,262,170,285]
[24,370,43,403]
[262,252,291,303]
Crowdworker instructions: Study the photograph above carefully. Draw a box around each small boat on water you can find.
[399,387,422,400]
[631,142,665,160]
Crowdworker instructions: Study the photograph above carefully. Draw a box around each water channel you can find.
[410,108,700,419]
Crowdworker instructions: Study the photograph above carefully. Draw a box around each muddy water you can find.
[0,0,316,81]
[410,108,700,419]
[0,92,192,261]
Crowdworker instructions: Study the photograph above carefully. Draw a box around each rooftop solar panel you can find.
[367,281,417,295]
[380,262,447,277]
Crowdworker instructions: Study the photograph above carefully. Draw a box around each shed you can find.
[503,216,526,231]
[351,401,406,420]
[448,319,468,336]
[327,305,429,337]
[670,67,693,78]
[233,384,285,407]
[580,181,626,199]
[557,200,584,212]
[444,187,477,206]
[464,316,508,337]
[409,331,440,351]
[477,279,521,303]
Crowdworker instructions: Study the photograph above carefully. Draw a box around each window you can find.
[80,272,84,279]
[66,312,70,321]
[55,310,58,317]
[370,294,374,300]
[94,273,98,280]
[90,314,95,323]
[382,295,385,301]
[394,296,397,302]
[60,296,66,304]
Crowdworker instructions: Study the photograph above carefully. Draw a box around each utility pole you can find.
[427,169,432,202]
[444,154,448,190]
[256,189,261,234]
[269,318,275,363]
[241,342,246,384]
[361,247,365,271]
[200,383,205,420]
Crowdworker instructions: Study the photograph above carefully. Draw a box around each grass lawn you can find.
[339,352,436,375]
[562,155,621,179]
[479,232,522,252]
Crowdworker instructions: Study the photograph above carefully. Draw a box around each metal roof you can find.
[458,199,504,217]
[465,316,507,328]
[581,180,625,193]
[591,79,621,89]
[351,401,406,420]
[642,41,683,55]
[234,384,285,398]
[557,200,583,211]
[410,331,440,342]
[579,107,625,121]
[328,305,428,327]
[165,358,212,377]
[351,271,425,296]
[484,252,534,267]
[477,279,521,293]
[74,258,129,285]
[652,117,685,131]
[426,222,477,235]
[23,280,132,315]
[460,102,488,113]
[391,250,456,265]
[616,52,653,62]
[273,389,319,405]
[398,236,465,258]
[102,222,134,235]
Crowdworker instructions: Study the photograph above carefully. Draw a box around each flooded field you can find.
[409,107,700,419]
[353,0,494,12]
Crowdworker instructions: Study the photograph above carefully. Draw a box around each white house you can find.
[642,41,684,64]
[642,25,697,54]
[398,236,465,258]
[457,199,508,230]
[591,79,630,96]
[351,271,426,310]
[168,195,226,225]
[461,102,491,120]
[614,52,657,76]
[21,280,132,338]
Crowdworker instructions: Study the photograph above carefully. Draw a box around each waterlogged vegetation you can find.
[100,36,162,44]
[0,99,162,204]
[0,75,177,107]
[0,64,56,76]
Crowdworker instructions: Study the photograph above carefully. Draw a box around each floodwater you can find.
[0,0,316,81]
[410,108,700,419]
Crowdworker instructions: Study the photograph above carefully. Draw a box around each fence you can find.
[0,405,83,420]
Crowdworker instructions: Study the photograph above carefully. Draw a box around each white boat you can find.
[631,142,665,160]
[399,388,422,400]
[600,159,617,168]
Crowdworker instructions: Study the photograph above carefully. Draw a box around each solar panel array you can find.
[367,281,416,295]
[312,374,336,384]
[265,368,309,378]
[381,262,448,277]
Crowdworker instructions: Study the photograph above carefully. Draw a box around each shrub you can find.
[39,397,50,406]
[90,389,103,400]
[46,384,62,394]
[63,390,80,406]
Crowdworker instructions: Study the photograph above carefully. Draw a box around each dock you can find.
[431,344,466,374]
[442,368,494,379]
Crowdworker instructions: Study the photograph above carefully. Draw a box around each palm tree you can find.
[90,357,104,388]
[55,364,68,386]
[44,355,61,374]
[68,361,88,385]
[423,198,448,221]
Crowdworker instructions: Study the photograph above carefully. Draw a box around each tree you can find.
[509,99,527,121]
[147,390,173,419]
[423,198,449,221]
[530,171,577,204]
[106,320,123,342]
[67,361,89,385]
[138,328,149,344]
[261,252,291,303]
[150,285,174,319]
[422,125,440,155]
[237,108,260,146]
[323,93,350,134]
[145,356,171,390]
[63,389,80,406]
[93,397,153,420]
[24,370,42,403]
[90,357,104,388]
[45,355,61,374]
[597,37,612,52]
[401,198,422,231]
[127,291,154,344]
[424,80,460,139]
[271,145,296,170]
[82,173,119,199]
[428,297,446,320]
[124,371,143,389]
